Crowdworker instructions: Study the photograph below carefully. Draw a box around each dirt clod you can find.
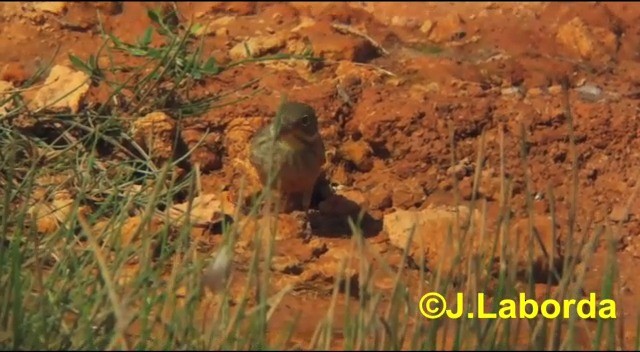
[0,80,15,115]
[383,205,482,273]
[507,216,564,280]
[33,2,67,15]
[428,14,466,43]
[229,34,288,60]
[609,205,630,223]
[131,112,177,165]
[30,65,90,113]
[338,139,374,172]
[556,17,616,63]
[28,190,80,235]
[300,22,380,63]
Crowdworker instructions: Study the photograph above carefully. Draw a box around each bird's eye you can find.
[300,115,311,126]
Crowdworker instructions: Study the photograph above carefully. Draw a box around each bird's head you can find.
[273,101,320,143]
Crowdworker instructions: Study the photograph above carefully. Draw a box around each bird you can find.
[249,100,326,215]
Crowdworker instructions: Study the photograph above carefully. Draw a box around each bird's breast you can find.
[250,126,325,193]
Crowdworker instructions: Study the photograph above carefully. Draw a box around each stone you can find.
[181,127,223,172]
[131,112,177,164]
[428,14,466,43]
[0,80,14,116]
[391,178,425,208]
[508,216,564,279]
[367,183,392,210]
[383,205,482,273]
[338,139,374,172]
[300,22,379,63]
[419,20,434,34]
[609,205,629,223]
[30,65,90,113]
[229,34,287,60]
[556,17,615,62]
[33,2,66,15]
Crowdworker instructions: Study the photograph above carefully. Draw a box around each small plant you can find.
[65,7,321,119]
[107,9,222,81]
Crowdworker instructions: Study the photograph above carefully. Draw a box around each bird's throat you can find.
[279,130,318,150]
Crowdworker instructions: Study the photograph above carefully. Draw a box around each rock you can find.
[327,162,352,186]
[215,27,229,37]
[428,14,466,43]
[300,247,359,290]
[1,62,29,85]
[548,85,563,95]
[211,15,234,26]
[131,112,177,164]
[53,3,97,31]
[478,175,501,201]
[335,61,383,86]
[208,2,256,16]
[33,2,66,15]
[300,22,379,63]
[508,216,563,279]
[609,205,629,223]
[118,216,164,247]
[291,16,317,33]
[239,213,307,244]
[501,86,525,99]
[374,277,397,291]
[527,87,544,97]
[419,20,434,34]
[458,177,474,201]
[383,205,482,273]
[167,193,236,228]
[181,127,223,172]
[446,157,473,180]
[229,34,287,60]
[193,15,235,37]
[410,82,440,94]
[556,17,595,59]
[28,190,82,235]
[279,212,310,241]
[347,87,424,146]
[338,139,374,172]
[271,255,303,275]
[307,238,329,259]
[0,80,14,116]
[224,117,263,160]
[391,178,425,208]
[367,183,392,210]
[556,17,616,62]
[94,2,122,15]
[30,65,90,113]
[390,16,419,28]
[384,207,563,280]
[576,84,603,102]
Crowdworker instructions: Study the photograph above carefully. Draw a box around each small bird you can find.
[249,101,326,214]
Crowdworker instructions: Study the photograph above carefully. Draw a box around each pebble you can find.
[576,84,603,102]
[609,205,629,223]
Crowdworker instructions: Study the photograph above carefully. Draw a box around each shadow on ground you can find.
[309,178,383,238]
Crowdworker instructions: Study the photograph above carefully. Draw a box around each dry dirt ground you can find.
[3,1,640,349]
